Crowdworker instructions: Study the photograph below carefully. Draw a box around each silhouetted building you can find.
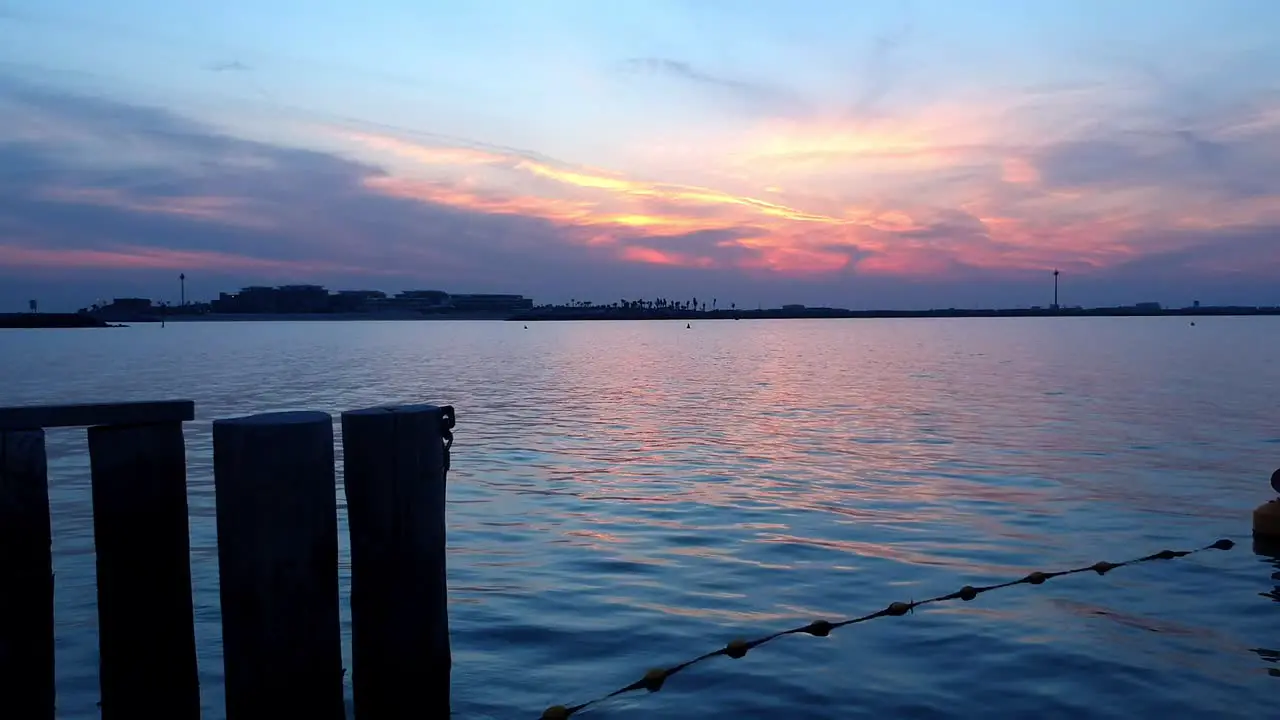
[212,285,331,313]
[109,298,153,313]
[370,290,451,313]
[275,285,331,313]
[1135,302,1162,311]
[88,297,205,321]
[212,287,276,313]
[400,290,450,302]
[449,293,532,312]
[330,290,387,313]
[206,285,534,315]
[370,291,531,314]
[88,297,158,321]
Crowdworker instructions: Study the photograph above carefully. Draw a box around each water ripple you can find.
[0,317,1276,718]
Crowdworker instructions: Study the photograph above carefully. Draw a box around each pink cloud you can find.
[0,243,389,275]
[35,187,274,229]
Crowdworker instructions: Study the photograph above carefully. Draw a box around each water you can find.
[1,317,1277,719]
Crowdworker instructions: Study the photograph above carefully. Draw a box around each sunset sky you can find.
[2,0,1279,311]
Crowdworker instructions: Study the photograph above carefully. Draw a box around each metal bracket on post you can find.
[440,405,455,479]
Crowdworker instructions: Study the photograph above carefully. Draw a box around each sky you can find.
[1,0,1279,311]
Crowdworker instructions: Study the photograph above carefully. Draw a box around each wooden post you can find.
[0,429,54,720]
[212,411,344,720]
[87,422,199,719]
[341,405,452,718]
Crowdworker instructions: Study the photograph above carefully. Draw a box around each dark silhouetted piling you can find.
[0,429,54,720]
[341,404,453,718]
[87,421,199,719]
[213,411,344,720]
[1254,468,1280,542]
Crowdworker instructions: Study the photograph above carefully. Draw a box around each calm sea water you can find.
[1,317,1277,719]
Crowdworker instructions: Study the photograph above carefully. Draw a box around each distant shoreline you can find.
[0,313,111,329]
[87,312,513,324]
[512,306,1280,322]
[161,312,512,322]
[7,305,1279,329]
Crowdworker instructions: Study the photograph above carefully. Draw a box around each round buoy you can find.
[1253,468,1280,540]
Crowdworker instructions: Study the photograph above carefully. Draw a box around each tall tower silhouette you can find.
[1052,269,1060,309]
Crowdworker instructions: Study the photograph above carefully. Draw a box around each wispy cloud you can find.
[619,57,809,117]
[849,7,915,117]
[207,61,252,73]
[0,242,385,274]
[35,187,269,227]
[342,129,846,228]
[3,34,1280,312]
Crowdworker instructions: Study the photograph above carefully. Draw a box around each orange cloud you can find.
[344,131,511,167]
[11,72,1280,284]
[514,159,843,224]
[730,101,1008,180]
[337,95,1280,279]
[593,213,729,236]
[344,130,880,274]
[362,175,599,222]
[347,130,843,224]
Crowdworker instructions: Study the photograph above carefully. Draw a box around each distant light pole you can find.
[180,273,186,307]
[1052,269,1060,310]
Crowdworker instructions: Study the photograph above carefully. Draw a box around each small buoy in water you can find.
[1190,322,1196,326]
[686,323,691,329]
[1252,468,1280,540]
[523,325,528,329]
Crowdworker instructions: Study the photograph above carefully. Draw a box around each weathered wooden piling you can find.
[213,411,344,720]
[341,404,454,718]
[0,400,198,719]
[0,400,195,430]
[1,399,460,717]
[88,420,200,719]
[0,428,55,720]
